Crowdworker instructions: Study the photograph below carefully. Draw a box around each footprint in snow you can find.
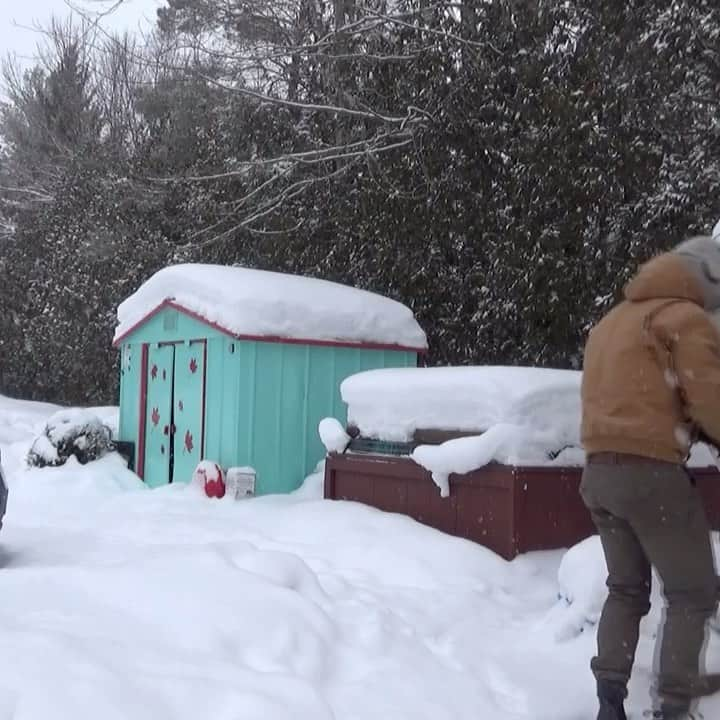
[483,662,529,716]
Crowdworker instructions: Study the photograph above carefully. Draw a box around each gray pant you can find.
[580,460,718,707]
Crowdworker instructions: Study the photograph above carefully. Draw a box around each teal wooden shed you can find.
[113,264,427,494]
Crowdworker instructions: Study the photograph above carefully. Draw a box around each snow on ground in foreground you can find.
[3,395,720,719]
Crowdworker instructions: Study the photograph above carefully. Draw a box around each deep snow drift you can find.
[2,394,720,720]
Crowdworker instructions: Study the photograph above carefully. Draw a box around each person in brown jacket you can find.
[581,235,720,720]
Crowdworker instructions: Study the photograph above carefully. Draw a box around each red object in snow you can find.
[205,477,225,498]
[200,462,225,499]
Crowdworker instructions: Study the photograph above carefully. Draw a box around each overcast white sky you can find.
[1,0,161,68]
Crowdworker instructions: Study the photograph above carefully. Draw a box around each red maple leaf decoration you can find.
[184,430,194,453]
[189,357,198,374]
[151,407,160,426]
[150,364,158,380]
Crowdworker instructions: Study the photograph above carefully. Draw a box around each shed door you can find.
[143,344,175,488]
[171,340,206,484]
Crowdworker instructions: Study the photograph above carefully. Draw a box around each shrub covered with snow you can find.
[27,409,115,468]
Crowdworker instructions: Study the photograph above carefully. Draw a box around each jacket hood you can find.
[624,253,705,306]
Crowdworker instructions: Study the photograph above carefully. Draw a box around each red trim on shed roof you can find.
[113,299,427,353]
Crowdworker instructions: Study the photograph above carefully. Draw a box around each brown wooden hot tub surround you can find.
[323,452,720,560]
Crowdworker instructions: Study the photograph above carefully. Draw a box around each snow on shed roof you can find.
[114,264,428,350]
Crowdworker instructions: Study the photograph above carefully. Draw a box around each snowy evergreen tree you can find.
[0,1,719,402]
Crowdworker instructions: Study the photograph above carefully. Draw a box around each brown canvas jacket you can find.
[581,253,720,463]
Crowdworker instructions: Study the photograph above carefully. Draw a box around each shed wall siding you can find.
[118,343,140,448]
[207,339,417,495]
[119,307,227,345]
[118,306,417,494]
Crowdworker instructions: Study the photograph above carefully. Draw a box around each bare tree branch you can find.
[0,185,55,202]
[191,161,354,244]
[150,133,412,183]
[196,71,415,124]
[364,8,505,56]
[0,217,15,238]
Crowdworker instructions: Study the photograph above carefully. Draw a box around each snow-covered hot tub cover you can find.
[342,366,582,447]
[340,366,719,496]
[113,264,428,350]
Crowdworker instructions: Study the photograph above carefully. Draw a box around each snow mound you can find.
[558,537,609,625]
[319,418,351,455]
[411,423,570,496]
[291,462,326,500]
[115,264,427,349]
[8,452,146,515]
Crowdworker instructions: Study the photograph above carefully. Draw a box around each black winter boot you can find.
[597,680,628,720]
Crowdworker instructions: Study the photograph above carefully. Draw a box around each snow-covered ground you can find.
[3,395,720,719]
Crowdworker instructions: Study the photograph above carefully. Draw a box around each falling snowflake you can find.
[151,407,160,426]
[184,430,194,453]
[189,357,198,374]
